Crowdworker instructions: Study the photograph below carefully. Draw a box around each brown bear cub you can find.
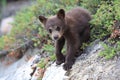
[39,7,91,70]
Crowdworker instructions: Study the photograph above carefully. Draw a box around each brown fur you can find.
[39,7,91,70]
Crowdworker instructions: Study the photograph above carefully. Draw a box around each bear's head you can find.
[39,9,66,40]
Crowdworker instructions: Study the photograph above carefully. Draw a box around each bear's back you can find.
[65,7,91,31]
[66,7,91,21]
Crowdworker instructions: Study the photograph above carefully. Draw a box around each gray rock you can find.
[42,40,120,80]
[0,48,41,80]
[0,16,14,35]
[42,63,67,80]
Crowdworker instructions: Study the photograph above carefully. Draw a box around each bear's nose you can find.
[54,36,59,40]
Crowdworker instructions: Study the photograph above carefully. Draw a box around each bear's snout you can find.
[51,31,62,40]
[54,35,59,40]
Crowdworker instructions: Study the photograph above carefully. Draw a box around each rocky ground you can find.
[0,48,41,80]
[0,38,120,80]
[42,40,120,80]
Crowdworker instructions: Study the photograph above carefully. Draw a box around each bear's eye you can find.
[56,26,60,31]
[48,29,52,33]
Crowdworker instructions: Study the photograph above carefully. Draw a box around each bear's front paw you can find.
[56,59,65,65]
[56,56,65,65]
[63,62,73,71]
[56,55,65,65]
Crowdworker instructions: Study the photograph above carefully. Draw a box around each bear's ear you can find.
[57,9,65,19]
[39,15,47,25]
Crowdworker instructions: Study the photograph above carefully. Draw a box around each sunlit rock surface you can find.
[0,17,14,35]
[0,48,41,80]
[42,40,120,80]
[0,40,120,80]
[42,63,67,80]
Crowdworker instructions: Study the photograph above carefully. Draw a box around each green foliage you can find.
[0,36,5,50]
[0,0,7,7]
[37,58,46,68]
[113,0,120,20]
[34,0,79,17]
[90,0,120,40]
[42,44,56,61]
[100,41,120,59]
[81,0,101,14]
[100,42,115,59]
[81,43,89,49]
[11,7,36,37]
[79,0,120,44]
[43,44,54,55]
[0,6,39,50]
[0,0,7,27]
[38,26,47,37]
[90,0,120,59]
[50,54,56,61]
[90,1,113,40]
[37,78,42,80]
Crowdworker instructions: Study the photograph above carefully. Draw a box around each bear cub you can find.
[39,7,91,70]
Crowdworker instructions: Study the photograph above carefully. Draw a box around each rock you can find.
[0,16,14,35]
[0,48,41,80]
[68,41,120,80]
[1,0,33,18]
[42,63,67,80]
[0,39,120,80]
[42,40,120,80]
